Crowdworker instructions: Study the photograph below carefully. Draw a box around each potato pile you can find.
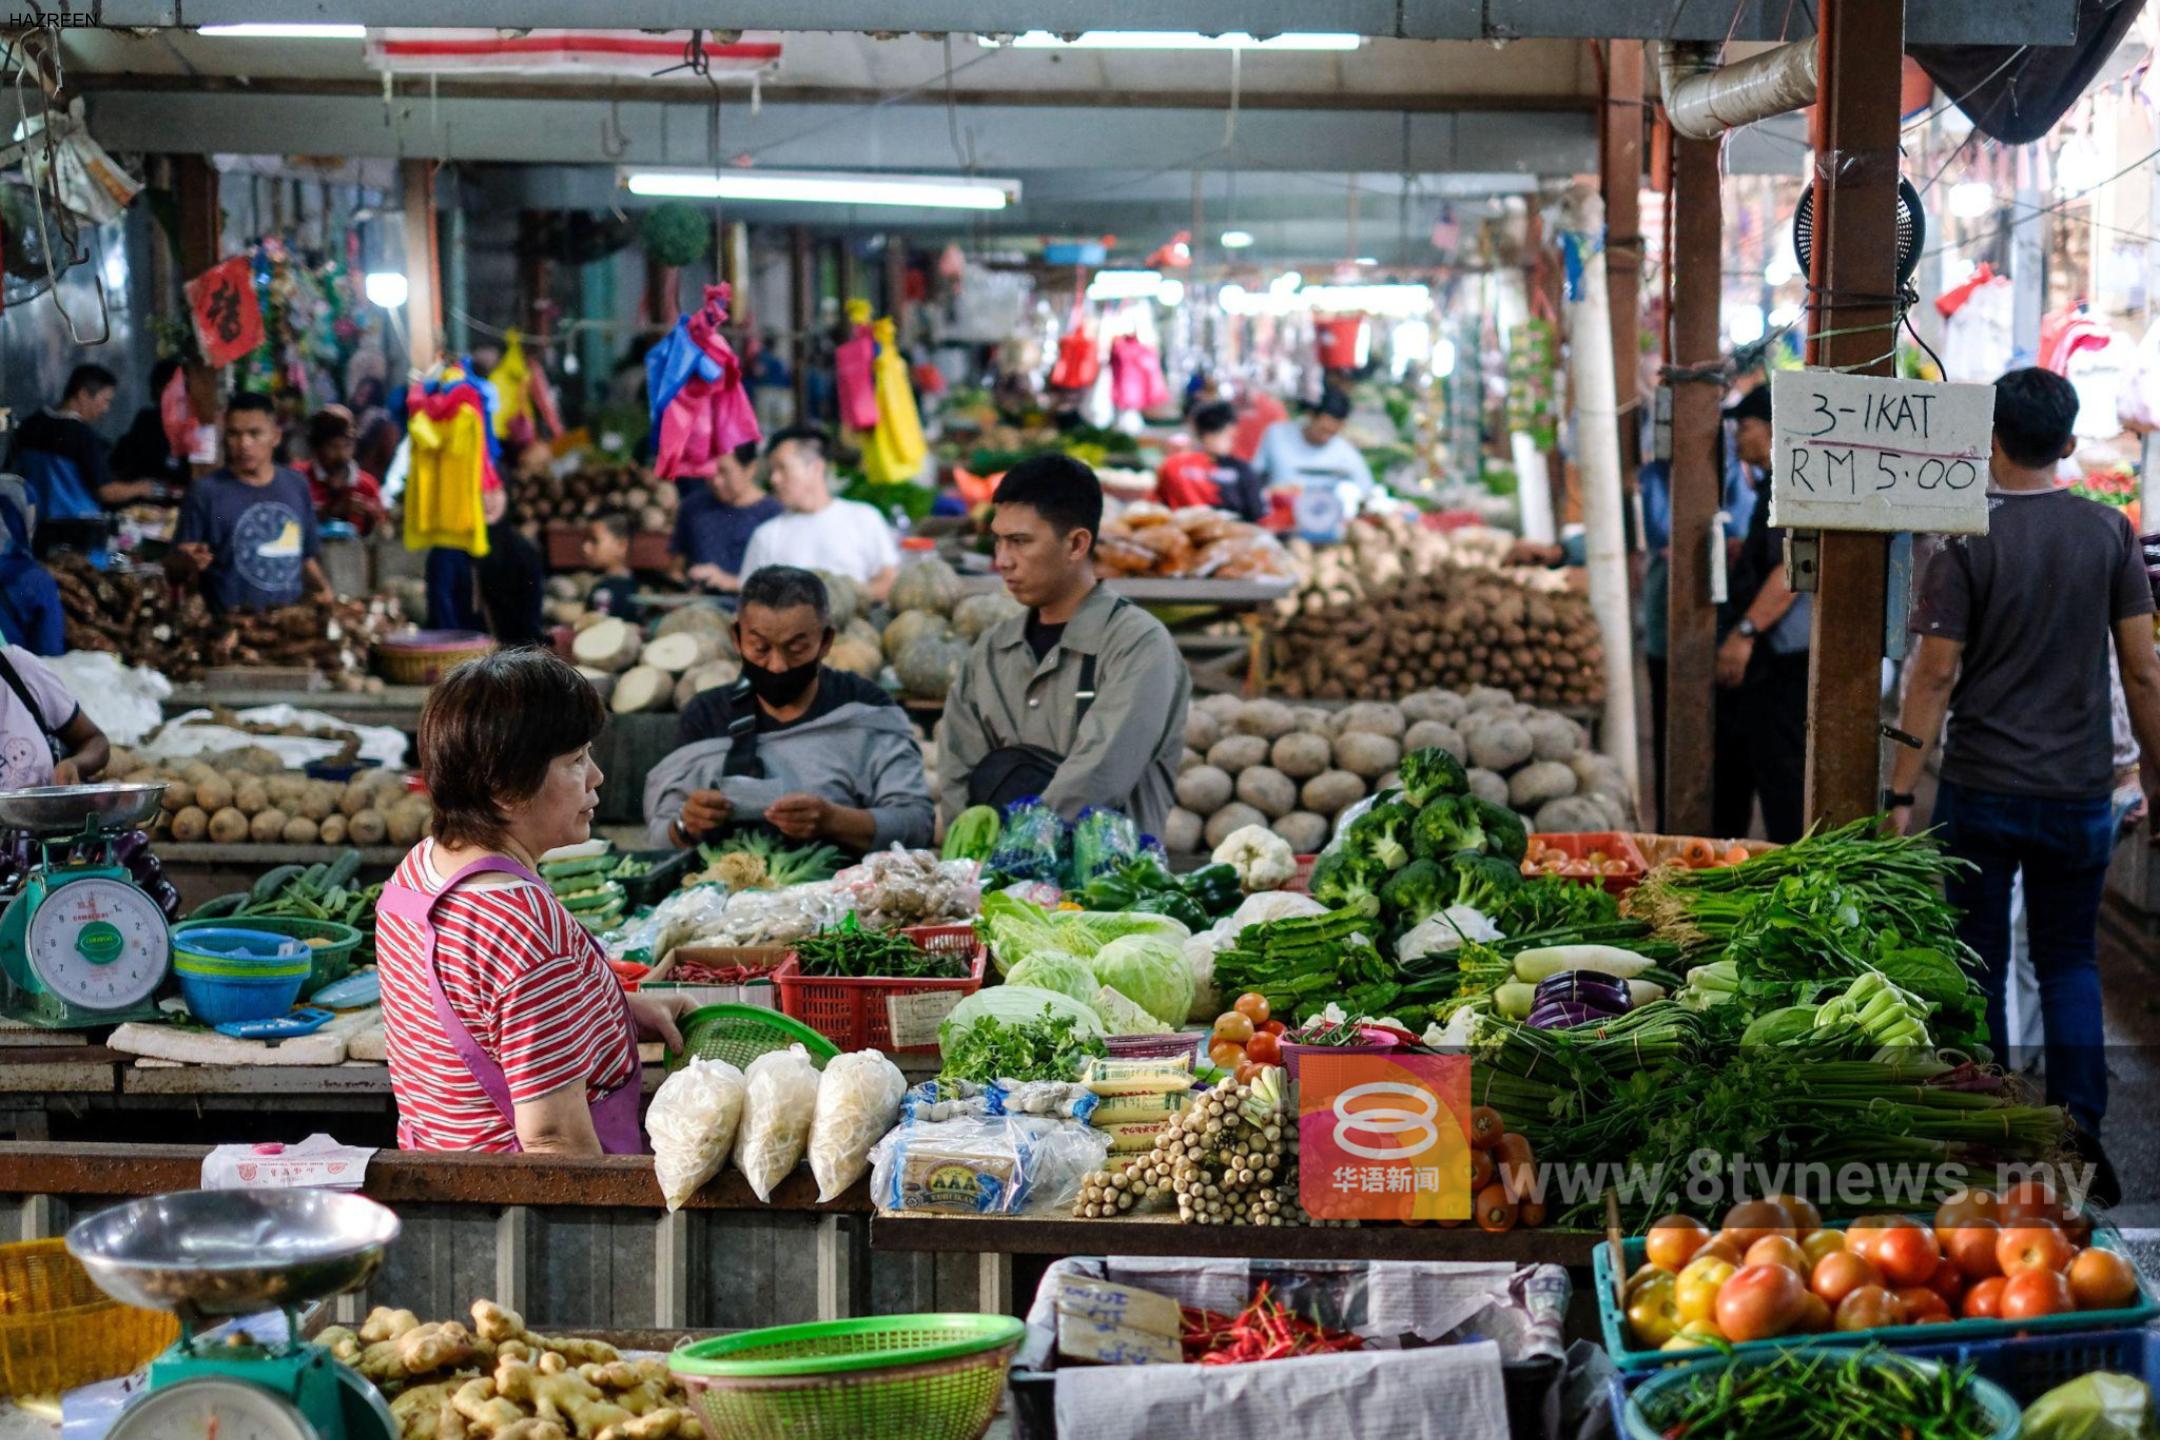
[1166,685,1633,854]
[321,1301,700,1440]
[514,462,678,536]
[109,744,432,849]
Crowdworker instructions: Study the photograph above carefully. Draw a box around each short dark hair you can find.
[993,453,1102,539]
[1310,386,1351,422]
[589,512,632,545]
[226,391,278,420]
[766,425,830,463]
[64,364,117,401]
[728,440,759,468]
[1993,366,2079,469]
[419,649,608,849]
[307,410,354,449]
[740,565,830,621]
[1191,401,1237,438]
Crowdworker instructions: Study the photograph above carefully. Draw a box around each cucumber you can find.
[250,865,307,905]
[189,893,248,920]
[324,850,363,891]
[298,864,328,892]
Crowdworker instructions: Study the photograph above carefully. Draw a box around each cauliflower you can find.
[1210,823,1297,892]
[1394,905,1503,964]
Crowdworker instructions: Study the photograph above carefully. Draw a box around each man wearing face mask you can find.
[641,565,934,854]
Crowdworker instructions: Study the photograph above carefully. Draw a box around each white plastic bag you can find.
[807,1050,906,1202]
[646,1057,746,1212]
[732,1045,822,1202]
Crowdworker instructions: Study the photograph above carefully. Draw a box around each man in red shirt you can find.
[302,405,386,534]
[1154,402,1267,520]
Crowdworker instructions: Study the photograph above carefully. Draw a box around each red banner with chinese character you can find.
[1298,1050,1472,1222]
[185,256,263,367]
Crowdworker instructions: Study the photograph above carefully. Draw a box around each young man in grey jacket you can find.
[939,454,1190,838]
[644,566,934,853]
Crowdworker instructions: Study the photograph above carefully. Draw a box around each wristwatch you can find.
[1734,618,1760,639]
[1882,790,1916,809]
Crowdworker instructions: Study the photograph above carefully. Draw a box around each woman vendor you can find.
[643,566,934,853]
[378,650,692,1154]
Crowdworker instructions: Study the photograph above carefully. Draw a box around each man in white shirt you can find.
[737,427,901,601]
[1251,386,1375,542]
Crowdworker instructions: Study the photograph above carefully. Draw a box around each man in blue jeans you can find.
[1889,367,2160,1193]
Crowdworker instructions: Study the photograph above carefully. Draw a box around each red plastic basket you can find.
[773,924,987,1054]
[1522,831,1647,896]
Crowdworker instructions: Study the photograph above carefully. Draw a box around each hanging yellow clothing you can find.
[491,330,533,439]
[403,376,491,557]
[862,316,927,486]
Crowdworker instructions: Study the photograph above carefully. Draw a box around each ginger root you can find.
[450,1377,527,1433]
[595,1412,696,1440]
[495,1423,568,1440]
[360,1322,476,1385]
[471,1301,526,1346]
[318,1325,363,1364]
[362,1306,423,1343]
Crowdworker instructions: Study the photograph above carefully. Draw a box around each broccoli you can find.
[1379,858,1449,926]
[1310,848,1387,917]
[1399,747,1470,808]
[1471,797,1529,864]
[1344,800,1414,871]
[1449,852,1524,913]
[1412,794,1486,862]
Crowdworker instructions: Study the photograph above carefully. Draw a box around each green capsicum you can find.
[1131,889,1208,932]
[1176,863,1244,918]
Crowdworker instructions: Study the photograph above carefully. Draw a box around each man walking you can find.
[1891,366,2160,1177]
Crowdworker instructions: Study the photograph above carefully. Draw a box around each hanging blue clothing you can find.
[0,486,63,656]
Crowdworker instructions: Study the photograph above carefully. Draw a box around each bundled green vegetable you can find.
[942,805,1002,862]
[1636,1345,2005,1440]
[693,833,846,889]
[794,913,969,979]
[1212,906,1398,1023]
[939,999,1107,1083]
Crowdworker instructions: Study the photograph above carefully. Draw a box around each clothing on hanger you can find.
[835,298,878,432]
[862,315,927,486]
[646,285,761,480]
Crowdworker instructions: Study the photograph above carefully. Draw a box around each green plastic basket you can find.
[1622,1349,2022,1440]
[670,1314,1025,1440]
[174,916,362,999]
[668,1004,840,1072]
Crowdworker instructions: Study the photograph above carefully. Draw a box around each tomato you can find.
[2062,1210,2094,1248]
[1744,1236,1810,1274]
[1644,1215,1714,1273]
[1259,1019,1286,1037]
[1212,1012,1256,1045]
[1474,1183,1517,1233]
[1833,1284,1900,1332]
[1467,1105,1507,1150]
[1962,1276,2008,1319]
[1872,1225,1941,1288]
[1895,1287,1953,1324]
[1997,1221,2074,1278]
[1933,1188,2000,1238]
[1518,1200,1547,1227]
[1941,1218,2003,1280]
[1696,1235,1745,1269]
[1663,1320,1725,1351]
[2000,1269,2074,1320]
[1624,1270,1681,1348]
[1715,1264,1807,1342]
[1234,1060,1262,1085]
[2067,1248,2140,1311]
[1998,1179,2062,1227]
[1924,1256,1967,1308]
[1234,992,1271,1026]
[1800,1229,1847,1267]
[1847,1214,1921,1264]
[1719,1199,1798,1250]
[1770,1193,1823,1233]
[1794,1291,1833,1334]
[1674,1256,1737,1324]
[1207,1040,1247,1070]
[1245,1032,1282,1066]
[1809,1250,1881,1307]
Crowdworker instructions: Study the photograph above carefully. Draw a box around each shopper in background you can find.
[0,479,64,657]
[1156,401,1267,521]
[111,357,195,493]
[645,566,932,855]
[1891,367,2160,1183]
[1711,384,1807,843]
[1251,386,1375,539]
[940,454,1190,836]
[301,405,386,535]
[168,392,333,612]
[581,513,641,623]
[473,480,546,648]
[9,363,150,520]
[737,427,899,600]
[676,439,782,596]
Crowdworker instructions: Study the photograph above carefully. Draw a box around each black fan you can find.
[1793,176,1927,290]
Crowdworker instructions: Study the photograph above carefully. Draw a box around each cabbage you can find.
[978,891,1068,976]
[1093,986,1171,1036]
[937,984,1106,1054]
[1004,950,1098,1007]
[1060,911,1192,952]
[1090,934,1195,1028]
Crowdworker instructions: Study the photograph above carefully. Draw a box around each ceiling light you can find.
[1429,335,1458,379]
[199,22,366,37]
[1220,230,1255,250]
[1727,302,1767,346]
[363,271,409,308]
[996,31,1360,51]
[621,168,1019,211]
[1085,269,1163,301]
[1158,279,1186,307]
[1269,271,1303,295]
[1354,257,1377,266]
[1948,181,1996,220]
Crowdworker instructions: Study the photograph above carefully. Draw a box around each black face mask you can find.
[736,631,827,707]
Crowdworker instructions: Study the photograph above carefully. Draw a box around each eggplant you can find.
[150,878,182,920]
[1526,1000,1612,1030]
[129,852,163,885]
[111,828,150,866]
[1532,970,1632,1013]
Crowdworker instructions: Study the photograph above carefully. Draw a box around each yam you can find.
[1234,766,1297,819]
[576,666,618,705]
[1404,720,1465,758]
[160,782,195,812]
[282,816,321,845]
[194,775,235,812]
[319,814,348,846]
[609,665,673,715]
[1291,708,1335,737]
[1196,693,1244,722]
[1524,713,1582,762]
[207,807,248,844]
[1399,689,1469,725]
[1174,765,1234,815]
[234,779,270,816]
[1268,732,1332,781]
[654,603,730,640]
[571,617,642,673]
[1231,699,1295,740]
[1463,686,1514,712]
[1178,747,1202,773]
[170,806,209,841]
[251,808,290,843]
[1333,702,1406,740]
[339,782,376,818]
[1466,768,1511,808]
[387,808,427,847]
[1467,720,1534,772]
[298,782,339,821]
[1162,806,1204,855]
[1534,795,1608,834]
[1205,734,1269,774]
[639,630,720,675]
[1203,802,1267,851]
[1183,708,1223,753]
[1300,769,1365,817]
[267,774,309,806]
[1332,731,1401,780]
[673,661,740,711]
[1507,760,1578,809]
[182,760,220,789]
[349,809,388,846]
[1272,810,1330,854]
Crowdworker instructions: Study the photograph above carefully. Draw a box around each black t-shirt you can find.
[588,573,641,624]
[1211,455,1267,522]
[475,522,546,647]
[9,409,111,506]
[675,666,897,747]
[1024,612,1066,661]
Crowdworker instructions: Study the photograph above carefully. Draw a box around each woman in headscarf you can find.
[0,478,64,657]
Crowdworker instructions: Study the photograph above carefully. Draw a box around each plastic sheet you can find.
[869,1115,1108,1215]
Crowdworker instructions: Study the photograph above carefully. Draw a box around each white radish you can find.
[572,616,641,671]
[609,664,672,714]
[673,660,740,710]
[640,629,720,674]
[1510,945,1657,982]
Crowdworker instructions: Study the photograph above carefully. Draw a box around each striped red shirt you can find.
[378,841,638,1152]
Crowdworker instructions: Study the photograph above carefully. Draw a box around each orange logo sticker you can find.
[1297,1051,1472,1221]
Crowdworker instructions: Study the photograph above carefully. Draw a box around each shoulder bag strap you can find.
[0,650,60,760]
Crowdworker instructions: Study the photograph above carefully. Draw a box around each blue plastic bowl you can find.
[176,967,309,1026]
[173,927,310,968]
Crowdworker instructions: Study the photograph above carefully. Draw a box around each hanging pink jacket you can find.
[1110,336,1170,413]
[653,286,762,480]
[835,320,878,432]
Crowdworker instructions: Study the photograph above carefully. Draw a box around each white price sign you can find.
[885,989,964,1049]
[1769,369,1996,535]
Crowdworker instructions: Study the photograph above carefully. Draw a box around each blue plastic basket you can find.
[1611,1347,2026,1440]
[1595,1216,2160,1369]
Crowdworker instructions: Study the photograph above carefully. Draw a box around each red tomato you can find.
[1245,1032,1283,1066]
[1212,1012,1256,1045]
[2000,1270,2074,1320]
[1234,993,1272,1026]
[2068,1249,2140,1311]
[1872,1226,1941,1288]
[1715,1264,1807,1342]
[1998,1180,2062,1227]
[1942,1219,2003,1280]
[1833,1285,1900,1332]
[1208,1040,1247,1070]
[1809,1251,1881,1308]
[1895,1287,1953,1324]
[1260,1019,1286,1037]
[1719,1199,1797,1250]
[1924,1256,1967,1308]
[1963,1276,2008,1319]
[1997,1222,2074,1278]
[1644,1215,1714,1273]
[1847,1214,1921,1265]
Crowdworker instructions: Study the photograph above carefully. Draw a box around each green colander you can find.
[667,1004,839,1072]
[670,1314,1025,1440]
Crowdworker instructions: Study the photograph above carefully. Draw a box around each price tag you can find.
[886,990,964,1049]
[1769,369,1996,535]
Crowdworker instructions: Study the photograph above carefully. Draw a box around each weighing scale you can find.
[67,1187,403,1440]
[0,783,171,1028]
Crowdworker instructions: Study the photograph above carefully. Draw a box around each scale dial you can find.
[107,1378,320,1440]
[24,875,167,1009]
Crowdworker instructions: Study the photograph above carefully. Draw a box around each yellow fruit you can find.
[1625,1270,1681,1349]
[1674,1256,1737,1325]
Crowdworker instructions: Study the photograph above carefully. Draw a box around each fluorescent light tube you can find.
[999,31,1360,51]
[199,22,366,37]
[621,169,1018,211]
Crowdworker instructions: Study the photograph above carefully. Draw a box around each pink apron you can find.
[379,854,645,1154]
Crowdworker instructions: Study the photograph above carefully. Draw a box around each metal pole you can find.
[399,159,442,373]
[1801,0,1906,826]
[1602,41,1646,482]
[789,225,813,424]
[1664,130,1722,834]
